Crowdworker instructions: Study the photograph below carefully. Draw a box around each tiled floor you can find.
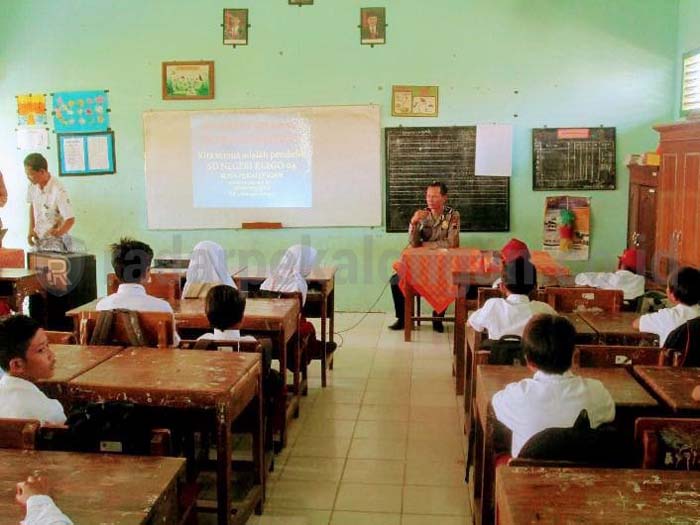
[248,312,470,525]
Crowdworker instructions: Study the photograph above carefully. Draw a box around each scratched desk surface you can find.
[0,449,185,525]
[496,467,700,524]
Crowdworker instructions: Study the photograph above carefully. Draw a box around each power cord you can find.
[333,278,391,336]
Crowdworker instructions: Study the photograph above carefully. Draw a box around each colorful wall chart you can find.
[542,195,591,261]
[52,90,110,133]
[16,94,47,126]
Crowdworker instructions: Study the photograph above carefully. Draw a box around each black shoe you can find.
[326,341,338,353]
[432,321,444,333]
[388,319,404,330]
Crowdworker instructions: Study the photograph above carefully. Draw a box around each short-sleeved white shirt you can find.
[26,177,74,239]
[639,303,700,346]
[22,495,73,525]
[467,294,557,340]
[0,374,67,424]
[197,329,257,349]
[574,270,645,300]
[492,370,616,456]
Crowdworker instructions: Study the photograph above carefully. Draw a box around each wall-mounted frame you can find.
[392,85,439,117]
[289,0,313,4]
[360,7,386,45]
[223,9,248,46]
[162,61,215,100]
[57,131,116,176]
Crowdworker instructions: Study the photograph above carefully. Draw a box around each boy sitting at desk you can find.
[0,315,67,424]
[197,284,257,346]
[492,314,615,457]
[633,266,700,346]
[468,256,556,341]
[575,247,645,303]
[16,474,73,525]
[96,237,179,345]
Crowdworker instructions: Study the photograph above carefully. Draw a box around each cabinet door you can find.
[655,153,679,280]
[679,152,700,266]
[637,185,657,275]
[628,183,640,248]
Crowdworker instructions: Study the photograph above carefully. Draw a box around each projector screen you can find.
[143,105,381,229]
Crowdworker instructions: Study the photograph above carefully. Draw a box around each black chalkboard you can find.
[532,127,616,190]
[385,127,509,233]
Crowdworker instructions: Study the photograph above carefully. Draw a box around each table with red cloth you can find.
[0,247,24,268]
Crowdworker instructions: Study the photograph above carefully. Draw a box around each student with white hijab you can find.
[260,244,317,304]
[182,241,235,297]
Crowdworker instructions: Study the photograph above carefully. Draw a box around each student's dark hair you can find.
[0,315,41,370]
[668,266,700,306]
[523,314,576,374]
[110,237,154,283]
[23,153,48,171]
[427,181,448,195]
[205,285,246,331]
[501,256,538,295]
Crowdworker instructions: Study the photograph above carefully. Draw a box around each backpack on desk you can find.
[480,335,524,366]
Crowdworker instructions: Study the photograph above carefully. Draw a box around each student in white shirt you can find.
[491,238,532,288]
[96,238,179,346]
[469,256,557,340]
[197,285,257,345]
[634,266,700,346]
[0,315,67,424]
[182,240,236,297]
[16,475,73,525]
[24,153,75,253]
[575,247,645,301]
[492,314,616,457]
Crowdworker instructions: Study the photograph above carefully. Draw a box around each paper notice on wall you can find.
[86,134,109,170]
[475,123,512,177]
[16,127,49,150]
[543,195,591,261]
[62,137,86,172]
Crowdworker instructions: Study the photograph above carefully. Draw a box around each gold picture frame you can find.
[223,8,248,46]
[162,61,215,100]
[391,85,439,117]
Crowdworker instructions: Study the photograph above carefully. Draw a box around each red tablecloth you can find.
[0,248,24,268]
[393,248,571,313]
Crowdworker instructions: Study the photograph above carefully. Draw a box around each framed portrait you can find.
[391,85,439,117]
[57,131,116,176]
[289,0,313,4]
[360,7,386,45]
[223,8,248,46]
[162,61,215,100]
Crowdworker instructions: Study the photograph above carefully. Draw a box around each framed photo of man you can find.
[223,8,248,46]
[360,7,386,45]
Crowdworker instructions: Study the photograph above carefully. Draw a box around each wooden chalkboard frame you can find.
[385,126,510,233]
[532,127,616,191]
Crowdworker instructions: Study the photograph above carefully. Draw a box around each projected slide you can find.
[191,113,312,208]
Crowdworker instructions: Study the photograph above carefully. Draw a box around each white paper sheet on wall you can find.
[16,127,49,150]
[475,123,513,177]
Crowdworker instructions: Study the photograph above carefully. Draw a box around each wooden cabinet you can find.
[627,164,658,277]
[653,121,700,282]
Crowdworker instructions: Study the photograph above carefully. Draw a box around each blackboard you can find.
[385,127,509,233]
[532,127,616,190]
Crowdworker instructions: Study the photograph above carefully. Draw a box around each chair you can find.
[45,330,77,344]
[572,344,662,368]
[510,410,627,467]
[107,273,181,303]
[660,317,700,367]
[0,418,40,449]
[635,417,700,469]
[544,287,623,313]
[78,309,174,348]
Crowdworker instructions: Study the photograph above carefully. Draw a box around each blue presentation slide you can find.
[191,113,312,208]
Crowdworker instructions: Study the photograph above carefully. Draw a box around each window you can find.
[681,47,700,116]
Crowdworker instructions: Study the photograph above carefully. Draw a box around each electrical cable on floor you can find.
[333,279,391,337]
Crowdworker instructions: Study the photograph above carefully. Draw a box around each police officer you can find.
[389,181,460,332]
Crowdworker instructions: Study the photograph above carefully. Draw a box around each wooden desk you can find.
[451,250,571,394]
[38,344,123,397]
[60,347,263,525]
[579,311,659,345]
[0,269,46,321]
[0,449,186,525]
[496,466,700,525]
[473,365,658,525]
[235,267,337,386]
[634,366,700,413]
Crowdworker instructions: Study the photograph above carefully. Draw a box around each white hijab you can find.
[183,241,235,295]
[260,245,317,304]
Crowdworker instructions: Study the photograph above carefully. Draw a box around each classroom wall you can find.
[676,0,700,117]
[0,0,679,312]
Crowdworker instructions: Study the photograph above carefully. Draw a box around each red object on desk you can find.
[0,248,24,268]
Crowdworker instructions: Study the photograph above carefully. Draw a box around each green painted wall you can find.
[0,0,679,311]
[676,0,700,117]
